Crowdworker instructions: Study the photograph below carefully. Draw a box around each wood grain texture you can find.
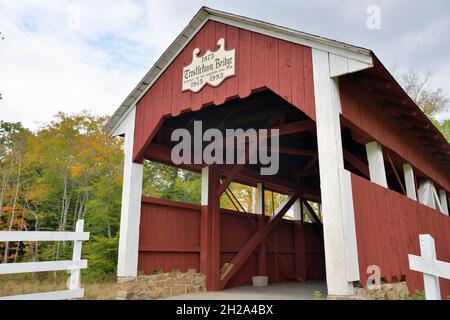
[138,197,324,289]
[133,20,315,161]
[340,76,450,192]
[351,173,450,297]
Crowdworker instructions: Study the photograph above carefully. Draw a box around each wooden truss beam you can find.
[343,149,370,178]
[220,193,299,289]
[303,200,323,237]
[385,151,407,195]
[218,164,246,196]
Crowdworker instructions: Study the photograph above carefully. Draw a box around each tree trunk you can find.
[0,172,8,220]
[107,220,111,239]
[4,160,21,263]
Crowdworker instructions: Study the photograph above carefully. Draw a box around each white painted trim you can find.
[408,234,450,300]
[291,198,302,221]
[365,141,387,188]
[418,179,436,209]
[339,168,360,282]
[256,183,264,215]
[329,53,372,77]
[117,108,144,278]
[201,167,210,206]
[409,255,450,281]
[0,231,89,242]
[0,289,84,300]
[402,163,417,201]
[438,190,449,216]
[69,220,84,291]
[432,187,444,213]
[0,260,87,275]
[312,48,359,296]
[209,16,373,64]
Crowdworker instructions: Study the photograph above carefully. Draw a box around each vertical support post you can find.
[200,166,221,291]
[365,141,387,188]
[312,49,360,296]
[403,163,417,200]
[294,221,307,282]
[419,234,441,300]
[418,179,436,209]
[438,190,449,216]
[116,108,144,278]
[256,183,267,276]
[69,219,84,292]
[292,198,302,221]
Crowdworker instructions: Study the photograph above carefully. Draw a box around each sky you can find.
[0,0,449,130]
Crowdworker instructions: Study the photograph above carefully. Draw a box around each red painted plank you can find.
[225,25,239,100]
[303,47,315,120]
[200,20,216,106]
[251,32,265,90]
[213,22,228,106]
[139,196,324,289]
[191,27,205,111]
[180,41,193,114]
[291,44,305,112]
[351,173,450,296]
[132,22,316,166]
[278,39,292,103]
[238,28,252,98]
[340,76,450,192]
[264,36,279,93]
[162,71,173,118]
[171,54,184,116]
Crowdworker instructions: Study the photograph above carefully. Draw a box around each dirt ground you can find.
[166,281,327,300]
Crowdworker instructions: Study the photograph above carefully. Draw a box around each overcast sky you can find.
[1,0,449,130]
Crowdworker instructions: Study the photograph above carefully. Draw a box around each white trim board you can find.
[0,260,88,275]
[0,289,84,300]
[0,231,89,242]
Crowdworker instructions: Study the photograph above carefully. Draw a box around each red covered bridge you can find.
[104,7,450,297]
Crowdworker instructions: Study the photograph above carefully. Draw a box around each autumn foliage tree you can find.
[0,113,123,278]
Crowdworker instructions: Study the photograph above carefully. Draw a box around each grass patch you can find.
[0,274,117,300]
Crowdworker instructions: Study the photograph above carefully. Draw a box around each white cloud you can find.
[0,0,449,130]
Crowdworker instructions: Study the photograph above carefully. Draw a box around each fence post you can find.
[418,234,441,300]
[69,220,84,292]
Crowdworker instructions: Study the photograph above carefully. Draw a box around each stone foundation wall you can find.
[116,269,206,300]
[354,282,409,300]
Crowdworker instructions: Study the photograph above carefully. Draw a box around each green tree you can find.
[0,112,124,278]
[398,70,449,142]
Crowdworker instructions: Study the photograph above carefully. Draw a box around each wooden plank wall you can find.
[340,76,450,192]
[351,173,450,297]
[138,197,324,288]
[133,20,315,161]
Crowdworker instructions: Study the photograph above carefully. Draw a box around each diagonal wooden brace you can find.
[220,193,299,289]
[218,164,246,196]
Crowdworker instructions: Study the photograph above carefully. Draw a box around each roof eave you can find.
[103,6,373,136]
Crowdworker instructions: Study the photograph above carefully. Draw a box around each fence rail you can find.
[0,231,89,242]
[0,219,89,300]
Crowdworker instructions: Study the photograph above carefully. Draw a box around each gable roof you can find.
[103,6,449,169]
[103,6,372,135]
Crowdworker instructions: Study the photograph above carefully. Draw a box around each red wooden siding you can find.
[351,173,450,297]
[138,197,324,288]
[340,76,450,192]
[133,20,315,161]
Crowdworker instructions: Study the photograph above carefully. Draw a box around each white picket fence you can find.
[408,234,450,300]
[0,220,89,300]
